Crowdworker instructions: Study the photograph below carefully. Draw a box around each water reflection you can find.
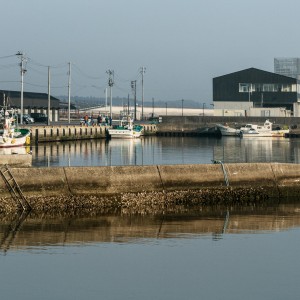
[213,136,300,163]
[0,145,31,155]
[1,201,300,252]
[30,136,300,167]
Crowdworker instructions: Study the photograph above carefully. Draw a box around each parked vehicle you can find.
[30,113,48,123]
[17,114,35,124]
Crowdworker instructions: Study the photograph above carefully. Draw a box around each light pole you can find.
[202,103,206,122]
[165,102,168,116]
[181,99,184,116]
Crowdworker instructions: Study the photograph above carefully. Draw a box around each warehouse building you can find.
[213,67,300,117]
[0,90,60,121]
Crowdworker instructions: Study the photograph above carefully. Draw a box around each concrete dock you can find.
[0,163,299,213]
[28,123,157,143]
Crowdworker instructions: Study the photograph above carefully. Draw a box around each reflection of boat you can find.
[0,103,31,148]
[108,116,143,139]
[0,146,31,155]
[216,123,240,136]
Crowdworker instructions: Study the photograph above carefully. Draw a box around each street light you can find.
[202,103,206,116]
[165,102,168,116]
[181,99,184,116]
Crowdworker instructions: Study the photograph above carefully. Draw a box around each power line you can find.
[0,54,17,60]
[27,57,67,69]
[72,63,105,80]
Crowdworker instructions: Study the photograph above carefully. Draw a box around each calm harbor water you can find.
[1,136,300,299]
[29,135,300,167]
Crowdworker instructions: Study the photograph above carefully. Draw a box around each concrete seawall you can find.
[1,163,300,213]
[27,124,157,144]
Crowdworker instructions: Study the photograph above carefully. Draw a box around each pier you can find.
[27,123,158,144]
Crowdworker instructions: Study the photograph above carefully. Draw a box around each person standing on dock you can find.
[97,114,102,126]
[84,114,89,126]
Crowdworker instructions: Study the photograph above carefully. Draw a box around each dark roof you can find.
[214,67,297,82]
[0,90,60,101]
[0,90,61,109]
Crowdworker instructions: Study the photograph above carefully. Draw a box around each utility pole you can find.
[165,102,168,116]
[140,66,146,120]
[68,62,71,124]
[131,80,137,120]
[181,99,184,116]
[106,70,114,122]
[47,66,51,125]
[16,51,27,125]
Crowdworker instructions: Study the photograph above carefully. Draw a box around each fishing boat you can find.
[0,109,31,148]
[241,128,289,137]
[107,116,143,139]
[240,120,289,137]
[216,123,241,136]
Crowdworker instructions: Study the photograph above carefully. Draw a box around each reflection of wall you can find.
[1,204,300,250]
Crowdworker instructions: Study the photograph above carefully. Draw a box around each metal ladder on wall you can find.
[0,165,31,211]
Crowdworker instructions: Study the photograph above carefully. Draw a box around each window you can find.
[261,110,270,117]
[239,83,251,92]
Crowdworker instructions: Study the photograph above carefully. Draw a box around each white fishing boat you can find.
[107,116,143,139]
[217,119,289,138]
[241,128,289,137]
[240,120,289,137]
[0,109,31,148]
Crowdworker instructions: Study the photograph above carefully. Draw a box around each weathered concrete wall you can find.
[156,116,300,136]
[30,125,107,143]
[26,124,157,143]
[1,163,300,199]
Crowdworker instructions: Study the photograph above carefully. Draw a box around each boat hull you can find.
[0,129,31,148]
[216,124,240,136]
[241,130,289,138]
[108,129,142,139]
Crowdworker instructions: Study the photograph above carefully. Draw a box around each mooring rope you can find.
[212,160,230,186]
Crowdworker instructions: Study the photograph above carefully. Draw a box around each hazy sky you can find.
[1,0,299,104]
